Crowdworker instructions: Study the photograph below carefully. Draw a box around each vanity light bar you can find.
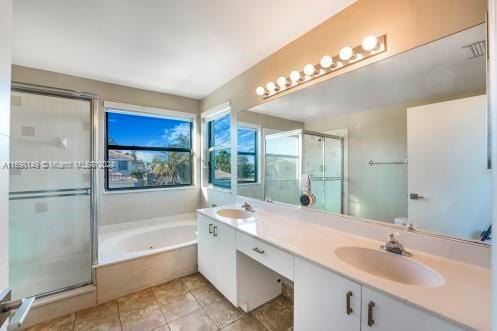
[256,34,387,98]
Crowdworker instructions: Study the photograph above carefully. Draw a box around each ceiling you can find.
[249,24,486,122]
[12,0,357,99]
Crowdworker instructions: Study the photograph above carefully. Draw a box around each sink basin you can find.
[335,246,444,288]
[216,208,254,220]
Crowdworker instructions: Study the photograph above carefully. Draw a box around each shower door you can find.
[9,89,94,299]
[302,133,343,213]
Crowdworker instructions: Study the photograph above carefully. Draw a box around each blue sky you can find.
[238,127,255,152]
[107,112,191,148]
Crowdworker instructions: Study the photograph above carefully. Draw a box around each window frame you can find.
[104,109,194,191]
[237,125,258,184]
[207,113,232,189]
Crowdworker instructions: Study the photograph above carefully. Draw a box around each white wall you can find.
[488,0,497,330]
[0,0,12,313]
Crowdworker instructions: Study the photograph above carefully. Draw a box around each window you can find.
[237,126,257,183]
[207,113,231,189]
[105,110,193,190]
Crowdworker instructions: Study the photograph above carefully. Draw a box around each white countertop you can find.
[198,206,490,331]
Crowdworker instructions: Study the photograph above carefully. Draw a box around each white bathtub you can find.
[98,214,197,266]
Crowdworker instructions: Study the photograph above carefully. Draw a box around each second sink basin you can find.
[335,246,444,288]
[216,208,254,220]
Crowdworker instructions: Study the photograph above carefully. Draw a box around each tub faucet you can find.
[241,201,255,212]
[381,232,412,257]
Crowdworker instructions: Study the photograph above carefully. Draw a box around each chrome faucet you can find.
[241,201,255,212]
[381,232,412,257]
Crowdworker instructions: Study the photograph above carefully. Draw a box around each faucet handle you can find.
[387,231,400,243]
[405,221,417,231]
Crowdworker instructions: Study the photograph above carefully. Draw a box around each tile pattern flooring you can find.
[26,273,294,331]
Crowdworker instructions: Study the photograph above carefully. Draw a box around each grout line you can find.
[115,300,123,331]
[150,285,171,330]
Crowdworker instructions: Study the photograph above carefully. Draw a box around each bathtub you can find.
[99,221,196,265]
[95,213,198,302]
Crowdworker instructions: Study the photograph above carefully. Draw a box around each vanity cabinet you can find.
[295,257,463,331]
[294,257,361,331]
[197,214,237,305]
[361,287,463,331]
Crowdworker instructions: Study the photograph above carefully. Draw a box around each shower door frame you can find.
[10,82,99,297]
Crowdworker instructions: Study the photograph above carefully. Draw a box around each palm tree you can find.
[152,152,190,185]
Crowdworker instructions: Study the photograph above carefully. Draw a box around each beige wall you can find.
[200,0,486,206]
[0,0,12,306]
[202,0,486,114]
[306,106,407,222]
[12,65,202,226]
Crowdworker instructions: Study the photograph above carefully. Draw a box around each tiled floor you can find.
[26,273,294,331]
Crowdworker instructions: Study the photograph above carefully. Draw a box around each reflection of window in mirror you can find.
[237,123,260,184]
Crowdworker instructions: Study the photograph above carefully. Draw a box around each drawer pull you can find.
[208,224,213,234]
[213,226,218,237]
[252,247,265,254]
[346,291,353,315]
[368,301,375,327]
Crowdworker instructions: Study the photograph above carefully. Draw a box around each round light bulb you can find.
[320,55,333,69]
[303,64,316,76]
[266,82,276,92]
[289,70,301,82]
[256,86,266,96]
[362,35,378,51]
[277,76,289,88]
[339,46,354,61]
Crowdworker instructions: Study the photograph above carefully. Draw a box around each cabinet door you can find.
[294,257,361,331]
[213,220,237,305]
[361,287,464,331]
[197,215,214,283]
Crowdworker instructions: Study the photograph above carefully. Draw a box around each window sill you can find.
[206,185,232,193]
[237,182,261,186]
[103,185,198,195]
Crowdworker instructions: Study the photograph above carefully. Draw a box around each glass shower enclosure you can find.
[9,84,97,299]
[264,129,344,213]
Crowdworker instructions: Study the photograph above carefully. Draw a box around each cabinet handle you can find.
[208,224,213,234]
[252,247,265,254]
[368,301,375,327]
[213,226,218,237]
[346,291,353,315]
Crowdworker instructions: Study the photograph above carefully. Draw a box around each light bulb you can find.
[277,76,289,88]
[362,35,378,51]
[304,64,316,76]
[320,55,333,69]
[339,46,354,61]
[266,82,276,92]
[289,70,301,82]
[256,86,266,96]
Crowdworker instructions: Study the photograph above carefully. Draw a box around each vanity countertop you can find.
[198,206,490,331]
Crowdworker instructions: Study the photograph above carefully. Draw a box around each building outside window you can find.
[105,110,193,190]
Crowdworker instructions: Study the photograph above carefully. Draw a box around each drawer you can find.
[236,231,294,280]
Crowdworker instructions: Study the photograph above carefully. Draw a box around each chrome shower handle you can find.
[7,297,35,331]
[0,289,35,331]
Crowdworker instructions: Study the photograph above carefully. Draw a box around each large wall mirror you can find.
[236,24,491,243]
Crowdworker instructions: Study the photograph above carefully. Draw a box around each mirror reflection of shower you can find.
[264,129,345,213]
